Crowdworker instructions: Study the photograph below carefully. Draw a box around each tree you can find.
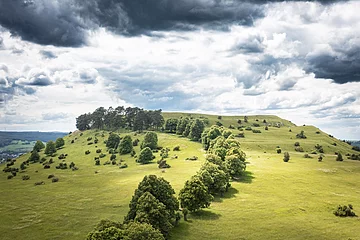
[225,155,246,178]
[44,141,57,155]
[55,137,65,149]
[76,113,92,130]
[124,222,164,240]
[28,150,40,163]
[296,130,307,139]
[125,175,179,223]
[106,133,121,149]
[118,135,133,155]
[179,176,213,212]
[33,140,45,152]
[141,132,158,150]
[201,125,222,150]
[182,119,192,137]
[137,147,155,164]
[134,192,173,236]
[197,162,229,196]
[189,119,205,141]
[176,117,189,135]
[164,118,178,133]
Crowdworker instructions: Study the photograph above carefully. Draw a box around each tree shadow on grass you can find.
[190,209,221,221]
[232,171,255,184]
[213,187,239,202]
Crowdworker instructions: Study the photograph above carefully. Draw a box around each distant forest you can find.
[0,132,67,147]
[76,106,164,131]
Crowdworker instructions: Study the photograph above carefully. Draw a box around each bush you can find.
[96,149,102,153]
[334,204,356,217]
[229,125,235,129]
[235,132,245,138]
[283,152,290,162]
[173,146,180,151]
[315,144,324,153]
[304,154,313,159]
[185,156,198,161]
[110,154,116,161]
[132,139,139,147]
[52,177,59,183]
[294,142,300,146]
[265,126,268,130]
[316,131,320,134]
[58,154,66,160]
[216,121,223,126]
[7,175,13,180]
[295,146,304,152]
[252,130,261,133]
[137,147,155,164]
[141,132,158,150]
[87,137,93,141]
[296,130,307,139]
[253,123,260,127]
[55,162,68,169]
[158,159,171,169]
[55,137,65,149]
[22,175,30,180]
[352,146,360,152]
[245,127,252,131]
[99,153,106,158]
[71,140,75,144]
[276,148,282,154]
[95,160,100,165]
[119,135,133,155]
[48,174,55,179]
[119,163,128,169]
[87,142,93,145]
[85,150,90,155]
[336,153,343,161]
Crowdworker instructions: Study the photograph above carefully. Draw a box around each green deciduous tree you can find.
[176,117,189,135]
[137,147,154,164]
[28,150,40,163]
[140,132,158,150]
[189,119,205,141]
[125,175,179,223]
[33,140,45,152]
[106,133,121,149]
[179,176,213,212]
[55,137,65,149]
[118,135,133,155]
[164,118,178,133]
[124,222,164,240]
[134,192,173,236]
[225,155,246,178]
[197,162,229,196]
[44,141,57,155]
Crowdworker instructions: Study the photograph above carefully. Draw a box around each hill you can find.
[0,113,359,240]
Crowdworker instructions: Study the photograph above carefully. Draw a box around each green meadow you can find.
[1,113,359,240]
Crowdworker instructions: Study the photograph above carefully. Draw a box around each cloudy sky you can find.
[0,0,359,139]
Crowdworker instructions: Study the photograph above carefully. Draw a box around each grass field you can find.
[1,114,359,240]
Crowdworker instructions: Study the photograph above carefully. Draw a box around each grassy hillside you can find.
[1,114,359,240]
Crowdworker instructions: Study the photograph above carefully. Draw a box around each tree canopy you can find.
[118,135,133,155]
[140,132,158,150]
[44,140,57,155]
[55,137,65,149]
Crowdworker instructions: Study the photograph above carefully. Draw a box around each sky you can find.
[0,0,359,140]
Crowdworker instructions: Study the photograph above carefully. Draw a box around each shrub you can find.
[336,153,343,161]
[245,127,252,131]
[235,132,245,138]
[252,130,261,133]
[158,159,171,169]
[96,149,102,153]
[253,123,260,127]
[87,142,93,145]
[22,175,30,180]
[294,142,300,146]
[7,175,13,179]
[85,150,90,155]
[44,164,50,169]
[276,148,282,154]
[94,138,98,144]
[265,126,268,130]
[283,152,290,162]
[55,162,68,169]
[332,142,337,146]
[173,146,180,151]
[58,154,66,160]
[217,116,222,120]
[110,154,116,161]
[95,160,100,165]
[52,177,59,183]
[141,132,158,150]
[132,139,139,147]
[295,146,304,152]
[48,174,55,179]
[296,130,307,139]
[316,131,320,134]
[137,147,155,164]
[87,137,93,141]
[103,161,111,165]
[315,144,324,153]
[229,125,235,129]
[160,148,170,159]
[131,150,136,157]
[71,140,75,144]
[304,154,313,159]
[119,163,128,169]
[99,153,106,158]
[185,156,198,161]
[334,204,356,217]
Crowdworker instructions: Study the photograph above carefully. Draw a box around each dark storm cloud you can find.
[39,50,57,59]
[0,0,87,47]
[305,44,360,84]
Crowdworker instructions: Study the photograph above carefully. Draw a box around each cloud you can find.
[16,68,53,86]
[42,112,69,121]
[39,50,57,59]
[0,0,87,47]
[305,41,360,83]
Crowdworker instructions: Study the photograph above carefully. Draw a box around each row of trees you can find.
[164,117,205,141]
[76,106,164,132]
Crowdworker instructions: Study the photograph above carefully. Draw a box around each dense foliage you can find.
[44,141,57,155]
[140,132,158,150]
[76,106,164,131]
[106,133,121,149]
[118,135,133,155]
[33,140,45,152]
[55,137,65,149]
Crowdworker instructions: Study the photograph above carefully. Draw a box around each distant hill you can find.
[0,131,68,147]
